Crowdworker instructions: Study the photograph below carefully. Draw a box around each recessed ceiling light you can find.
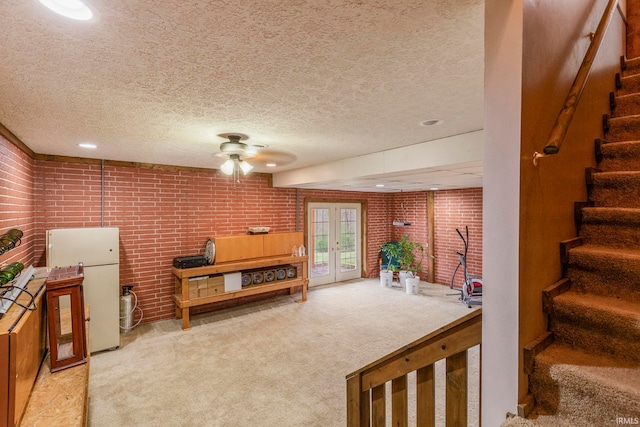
[38,0,96,21]
[266,163,277,167]
[78,142,97,149]
[420,119,444,127]
[376,184,385,188]
[430,187,439,191]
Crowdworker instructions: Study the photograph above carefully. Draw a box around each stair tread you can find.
[601,138,640,145]
[570,244,640,258]
[609,113,640,121]
[501,414,578,426]
[582,206,640,214]
[599,140,640,159]
[554,291,640,319]
[620,74,640,83]
[617,74,640,96]
[614,92,640,100]
[582,206,640,212]
[536,343,640,395]
[581,206,640,223]
[592,170,640,176]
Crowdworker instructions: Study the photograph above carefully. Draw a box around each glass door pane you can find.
[310,207,331,279]
[339,208,357,273]
[336,205,361,282]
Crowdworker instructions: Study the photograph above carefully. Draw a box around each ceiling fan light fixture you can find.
[220,159,235,175]
[38,0,95,21]
[220,153,253,176]
[239,160,253,175]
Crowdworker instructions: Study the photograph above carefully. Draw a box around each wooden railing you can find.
[346,309,482,427]
[533,0,621,165]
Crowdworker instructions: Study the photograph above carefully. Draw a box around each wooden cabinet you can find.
[213,231,302,263]
[172,232,308,330]
[45,265,87,373]
[0,278,47,427]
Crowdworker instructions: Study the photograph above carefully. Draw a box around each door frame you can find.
[304,198,369,282]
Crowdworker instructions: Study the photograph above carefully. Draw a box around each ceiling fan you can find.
[216,133,297,174]
[216,134,262,177]
[218,133,263,158]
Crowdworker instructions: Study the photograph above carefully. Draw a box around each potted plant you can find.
[379,241,401,287]
[396,234,424,289]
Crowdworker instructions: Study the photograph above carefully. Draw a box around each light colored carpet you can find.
[88,279,479,426]
[501,414,577,426]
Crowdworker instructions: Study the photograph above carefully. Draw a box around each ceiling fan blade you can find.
[252,150,297,166]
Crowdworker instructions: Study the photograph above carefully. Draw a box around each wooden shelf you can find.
[172,232,308,330]
[171,255,307,278]
[173,276,307,308]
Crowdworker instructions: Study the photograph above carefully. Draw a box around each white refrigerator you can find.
[46,227,120,353]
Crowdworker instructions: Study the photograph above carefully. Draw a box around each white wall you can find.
[482,0,522,424]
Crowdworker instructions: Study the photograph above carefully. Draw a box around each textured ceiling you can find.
[0,0,483,191]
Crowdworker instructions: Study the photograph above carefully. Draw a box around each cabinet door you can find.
[0,334,9,427]
[8,289,46,427]
[263,232,303,257]
[214,235,264,263]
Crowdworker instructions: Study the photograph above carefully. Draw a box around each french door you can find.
[307,202,361,287]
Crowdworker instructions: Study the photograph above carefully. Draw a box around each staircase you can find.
[506,57,640,426]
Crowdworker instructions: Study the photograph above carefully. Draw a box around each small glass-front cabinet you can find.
[46,263,87,372]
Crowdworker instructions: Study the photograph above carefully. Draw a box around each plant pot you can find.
[405,276,420,295]
[398,271,410,288]
[379,270,394,287]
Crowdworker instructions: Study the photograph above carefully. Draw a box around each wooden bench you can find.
[173,232,309,330]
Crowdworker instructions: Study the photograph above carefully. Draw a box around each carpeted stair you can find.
[597,139,640,170]
[501,6,640,425]
[579,207,640,249]
[529,345,640,425]
[510,55,640,426]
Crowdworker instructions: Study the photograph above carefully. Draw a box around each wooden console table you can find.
[172,255,308,330]
[172,232,309,330]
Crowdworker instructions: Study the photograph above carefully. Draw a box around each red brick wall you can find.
[378,190,484,284]
[434,188,483,286]
[32,162,405,322]
[32,162,302,322]
[0,136,35,268]
[390,192,429,279]
[2,145,483,323]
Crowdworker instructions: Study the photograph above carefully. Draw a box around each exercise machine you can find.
[449,226,482,308]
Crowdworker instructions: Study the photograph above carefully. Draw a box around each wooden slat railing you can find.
[533,0,620,165]
[346,309,482,427]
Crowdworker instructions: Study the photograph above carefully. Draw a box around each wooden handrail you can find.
[533,0,620,165]
[346,309,482,427]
